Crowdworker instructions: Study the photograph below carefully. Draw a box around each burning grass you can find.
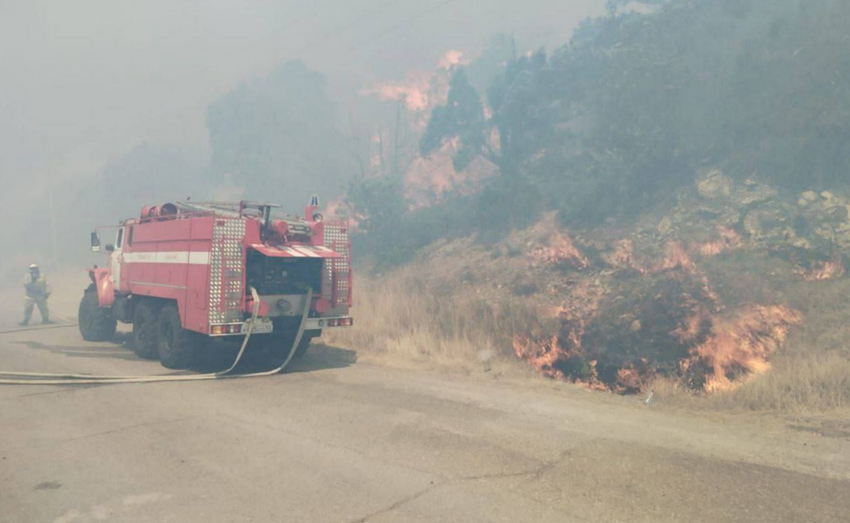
[528,231,590,269]
[795,257,846,281]
[326,263,848,416]
[330,206,849,417]
[680,305,802,393]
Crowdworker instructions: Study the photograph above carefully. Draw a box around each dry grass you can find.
[709,352,850,412]
[328,265,850,420]
[325,268,536,375]
[654,278,850,417]
[716,279,850,414]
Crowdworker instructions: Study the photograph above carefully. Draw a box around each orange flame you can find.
[657,241,697,272]
[511,335,610,392]
[795,257,845,281]
[697,226,743,257]
[403,138,497,207]
[530,232,590,269]
[361,50,466,114]
[683,305,802,392]
[655,241,720,308]
[605,239,647,273]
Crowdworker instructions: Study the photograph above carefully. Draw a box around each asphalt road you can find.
[1,324,848,523]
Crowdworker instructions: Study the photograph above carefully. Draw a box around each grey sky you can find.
[1,0,602,188]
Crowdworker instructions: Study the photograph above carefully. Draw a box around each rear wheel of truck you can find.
[265,331,321,359]
[132,301,159,360]
[78,284,117,342]
[261,330,319,362]
[157,305,197,369]
[293,330,320,358]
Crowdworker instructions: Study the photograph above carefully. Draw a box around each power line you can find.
[283,0,416,61]
[350,0,460,51]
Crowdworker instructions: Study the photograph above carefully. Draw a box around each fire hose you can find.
[0,286,311,385]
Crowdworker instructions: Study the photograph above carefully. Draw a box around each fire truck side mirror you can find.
[91,232,101,253]
[105,244,115,253]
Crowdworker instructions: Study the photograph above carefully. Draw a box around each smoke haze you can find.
[0,0,602,324]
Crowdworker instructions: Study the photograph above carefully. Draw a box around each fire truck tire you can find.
[78,285,117,342]
[261,330,317,360]
[157,305,197,369]
[293,330,320,358]
[131,301,159,360]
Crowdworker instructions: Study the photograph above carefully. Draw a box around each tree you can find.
[206,61,356,208]
[420,68,487,172]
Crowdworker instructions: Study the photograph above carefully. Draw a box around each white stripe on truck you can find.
[123,251,210,265]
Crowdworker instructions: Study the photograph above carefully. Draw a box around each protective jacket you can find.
[24,275,51,299]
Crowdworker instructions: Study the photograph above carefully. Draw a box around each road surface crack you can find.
[348,449,572,522]
[348,480,450,523]
[458,448,571,483]
[64,416,196,441]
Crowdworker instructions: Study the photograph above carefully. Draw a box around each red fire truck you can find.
[79,199,352,369]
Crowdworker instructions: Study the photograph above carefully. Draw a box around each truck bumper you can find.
[209,316,352,337]
[304,317,354,329]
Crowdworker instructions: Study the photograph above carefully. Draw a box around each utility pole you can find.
[377,127,386,176]
[392,96,403,179]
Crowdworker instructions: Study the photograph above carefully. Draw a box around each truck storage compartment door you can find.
[249,244,342,259]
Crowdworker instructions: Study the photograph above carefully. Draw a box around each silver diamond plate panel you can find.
[209,218,246,325]
[323,223,351,307]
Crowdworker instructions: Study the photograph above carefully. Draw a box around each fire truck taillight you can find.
[211,324,242,335]
[326,317,354,327]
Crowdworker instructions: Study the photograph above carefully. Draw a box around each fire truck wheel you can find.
[132,301,159,360]
[261,330,317,360]
[293,331,320,358]
[157,305,197,369]
[78,285,117,342]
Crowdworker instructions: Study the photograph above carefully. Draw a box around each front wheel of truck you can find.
[78,284,117,342]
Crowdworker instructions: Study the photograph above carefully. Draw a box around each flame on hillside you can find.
[438,50,466,69]
[682,306,802,392]
[515,232,800,394]
[364,71,434,112]
[795,256,845,281]
[360,49,494,209]
[403,139,498,208]
[515,304,800,394]
[361,50,467,115]
[657,241,697,273]
[697,226,743,257]
[512,334,653,394]
[656,241,720,308]
[605,239,645,272]
[529,232,590,269]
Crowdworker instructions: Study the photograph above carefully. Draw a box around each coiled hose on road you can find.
[0,287,311,385]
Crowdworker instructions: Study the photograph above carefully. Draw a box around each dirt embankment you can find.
[330,172,850,419]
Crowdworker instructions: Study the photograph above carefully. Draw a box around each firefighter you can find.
[20,264,52,326]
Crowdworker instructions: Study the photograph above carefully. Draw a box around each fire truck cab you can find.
[79,199,353,369]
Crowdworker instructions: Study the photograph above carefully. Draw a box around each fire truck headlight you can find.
[312,213,324,223]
